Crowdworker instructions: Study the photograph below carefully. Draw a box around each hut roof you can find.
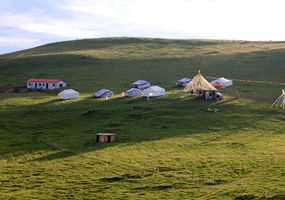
[184,71,217,92]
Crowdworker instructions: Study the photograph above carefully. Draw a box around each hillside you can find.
[0,38,285,199]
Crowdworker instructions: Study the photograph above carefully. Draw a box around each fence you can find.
[206,76,285,86]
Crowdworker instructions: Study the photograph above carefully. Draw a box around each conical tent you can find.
[184,71,217,92]
[271,89,285,109]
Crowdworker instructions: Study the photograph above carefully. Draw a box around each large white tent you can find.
[143,86,165,97]
[58,89,79,100]
[211,77,233,87]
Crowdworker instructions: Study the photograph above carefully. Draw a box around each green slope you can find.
[0,38,285,199]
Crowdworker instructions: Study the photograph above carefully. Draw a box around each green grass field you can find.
[0,38,285,199]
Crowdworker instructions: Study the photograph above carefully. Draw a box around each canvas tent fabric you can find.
[175,78,191,87]
[124,88,143,97]
[184,71,217,92]
[129,80,151,89]
[143,86,166,97]
[211,77,233,87]
[94,89,113,98]
[58,89,79,100]
[212,82,225,88]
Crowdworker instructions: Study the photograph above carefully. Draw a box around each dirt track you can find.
[0,86,29,93]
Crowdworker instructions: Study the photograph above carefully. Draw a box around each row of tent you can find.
[58,86,166,100]
[176,77,233,88]
[58,73,233,100]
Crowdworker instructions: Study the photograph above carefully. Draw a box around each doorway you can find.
[107,135,112,143]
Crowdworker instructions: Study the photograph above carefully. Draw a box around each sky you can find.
[1,0,285,54]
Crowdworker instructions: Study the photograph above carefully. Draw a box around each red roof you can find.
[27,78,64,83]
[212,82,225,87]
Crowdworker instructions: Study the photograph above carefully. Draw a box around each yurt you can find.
[94,89,113,98]
[143,86,166,97]
[124,88,143,97]
[184,71,217,93]
[58,89,79,100]
[175,78,191,87]
[211,77,233,87]
[129,80,151,89]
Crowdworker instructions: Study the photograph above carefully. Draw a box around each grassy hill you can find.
[0,38,285,199]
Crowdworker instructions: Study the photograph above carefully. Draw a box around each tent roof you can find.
[127,88,142,92]
[177,78,191,83]
[217,77,231,82]
[59,89,78,95]
[184,71,217,92]
[96,89,112,93]
[143,86,165,92]
[132,80,149,85]
[212,82,225,87]
[95,89,113,97]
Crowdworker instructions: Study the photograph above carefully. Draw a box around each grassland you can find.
[0,38,285,199]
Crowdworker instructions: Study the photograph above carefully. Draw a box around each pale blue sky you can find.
[1,0,285,54]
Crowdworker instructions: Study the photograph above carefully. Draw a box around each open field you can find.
[0,38,285,199]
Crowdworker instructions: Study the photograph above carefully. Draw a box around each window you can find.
[53,84,56,87]
[29,83,32,86]
[39,83,41,86]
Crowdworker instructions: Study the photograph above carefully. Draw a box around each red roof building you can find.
[27,78,63,83]
[26,78,67,90]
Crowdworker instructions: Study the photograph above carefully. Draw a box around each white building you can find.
[26,78,67,90]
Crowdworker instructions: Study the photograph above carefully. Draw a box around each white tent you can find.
[143,86,165,97]
[124,88,143,97]
[58,89,79,100]
[94,89,113,98]
[175,78,191,87]
[129,80,151,89]
[211,77,233,87]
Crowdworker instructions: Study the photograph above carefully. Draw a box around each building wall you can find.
[26,80,67,90]
[96,135,115,143]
